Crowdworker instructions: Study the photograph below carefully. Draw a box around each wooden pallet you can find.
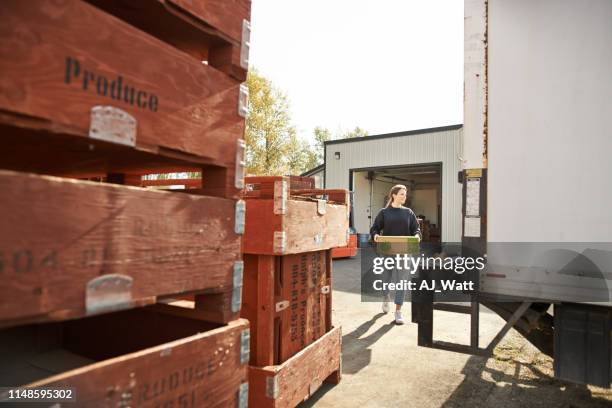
[0,306,250,407]
[241,250,332,367]
[0,0,246,197]
[0,170,245,328]
[242,176,350,255]
[86,0,251,81]
[249,326,342,408]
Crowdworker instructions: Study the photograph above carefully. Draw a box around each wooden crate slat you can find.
[167,0,251,44]
[0,308,250,407]
[249,326,342,408]
[0,0,243,186]
[278,251,329,363]
[242,251,332,366]
[242,176,349,255]
[85,0,251,80]
[243,176,315,199]
[0,170,241,328]
[243,199,349,255]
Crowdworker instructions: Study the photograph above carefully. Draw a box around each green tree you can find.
[245,70,295,175]
[286,131,317,175]
[341,126,369,139]
[307,126,368,169]
[313,126,332,165]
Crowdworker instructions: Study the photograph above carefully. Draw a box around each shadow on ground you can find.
[299,312,396,407]
[302,346,612,408]
[300,254,612,407]
[440,350,612,408]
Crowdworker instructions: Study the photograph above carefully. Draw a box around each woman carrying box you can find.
[370,184,421,324]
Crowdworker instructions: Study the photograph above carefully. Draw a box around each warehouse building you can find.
[321,124,463,244]
[301,163,325,188]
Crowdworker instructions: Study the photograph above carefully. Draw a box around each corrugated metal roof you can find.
[300,163,325,177]
[325,124,462,146]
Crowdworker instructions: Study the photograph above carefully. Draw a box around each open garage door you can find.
[351,164,441,243]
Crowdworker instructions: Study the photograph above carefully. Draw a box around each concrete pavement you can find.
[298,254,612,408]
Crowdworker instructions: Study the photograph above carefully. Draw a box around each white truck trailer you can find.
[417,0,612,388]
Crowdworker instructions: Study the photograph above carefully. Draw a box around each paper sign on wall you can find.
[466,178,480,217]
[464,217,481,238]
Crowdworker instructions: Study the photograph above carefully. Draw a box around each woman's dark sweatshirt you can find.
[369,206,421,241]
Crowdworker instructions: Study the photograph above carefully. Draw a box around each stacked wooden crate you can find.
[0,0,251,406]
[241,176,348,408]
[332,234,358,259]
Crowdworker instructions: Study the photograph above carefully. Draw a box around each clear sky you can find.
[249,0,464,140]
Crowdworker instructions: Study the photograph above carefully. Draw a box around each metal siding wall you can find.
[325,129,463,242]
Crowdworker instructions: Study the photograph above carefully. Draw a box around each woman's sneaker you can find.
[395,310,405,325]
[382,298,390,314]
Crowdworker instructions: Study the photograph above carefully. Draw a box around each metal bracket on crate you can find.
[266,376,279,399]
[275,300,290,312]
[273,231,287,254]
[240,328,250,364]
[86,274,134,315]
[238,84,249,118]
[240,20,251,70]
[89,106,136,147]
[235,139,246,189]
[232,261,244,313]
[273,180,288,214]
[316,199,326,215]
[235,200,246,235]
[321,285,331,295]
[238,382,249,408]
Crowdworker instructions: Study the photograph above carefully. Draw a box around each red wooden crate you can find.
[242,176,315,198]
[242,176,350,255]
[241,250,333,367]
[86,0,252,81]
[249,326,341,408]
[0,0,245,198]
[331,245,357,259]
[0,307,250,407]
[0,170,244,328]
[332,234,358,258]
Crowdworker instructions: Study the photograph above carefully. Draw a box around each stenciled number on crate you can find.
[65,56,159,112]
[290,263,299,343]
[0,244,208,275]
[299,254,308,348]
[312,251,323,341]
[0,249,58,274]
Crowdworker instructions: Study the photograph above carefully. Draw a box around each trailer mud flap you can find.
[554,303,612,388]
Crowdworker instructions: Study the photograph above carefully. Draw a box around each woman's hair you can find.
[385,184,407,208]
